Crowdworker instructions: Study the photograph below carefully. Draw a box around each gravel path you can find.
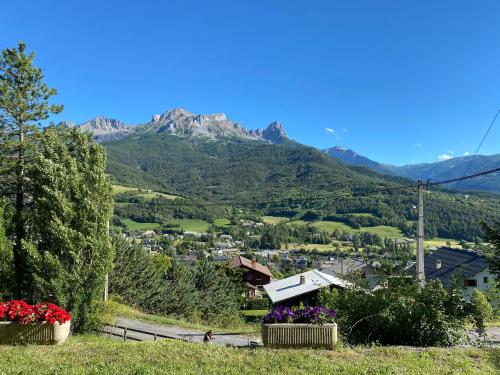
[103,317,260,347]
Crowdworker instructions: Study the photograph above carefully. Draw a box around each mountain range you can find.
[62,108,288,144]
[323,146,500,193]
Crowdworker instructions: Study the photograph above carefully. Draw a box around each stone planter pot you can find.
[0,320,71,345]
[262,323,337,349]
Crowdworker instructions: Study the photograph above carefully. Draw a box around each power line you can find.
[428,166,500,186]
[456,108,499,187]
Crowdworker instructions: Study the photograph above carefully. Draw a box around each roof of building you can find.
[229,256,273,278]
[421,247,489,288]
[263,269,352,304]
[320,258,367,276]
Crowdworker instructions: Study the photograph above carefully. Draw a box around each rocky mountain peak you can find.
[262,121,287,143]
[65,108,288,144]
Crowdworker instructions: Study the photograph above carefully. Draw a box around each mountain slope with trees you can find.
[103,131,500,240]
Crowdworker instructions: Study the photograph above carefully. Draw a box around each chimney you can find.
[300,275,306,285]
[435,260,442,270]
[251,258,257,267]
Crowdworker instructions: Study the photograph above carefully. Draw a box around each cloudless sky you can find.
[2,0,500,165]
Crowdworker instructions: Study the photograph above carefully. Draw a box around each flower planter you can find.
[262,323,337,349]
[0,320,70,345]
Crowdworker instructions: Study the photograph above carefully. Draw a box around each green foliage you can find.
[25,127,113,332]
[319,280,471,347]
[0,42,62,296]
[159,261,198,319]
[0,199,13,299]
[471,289,494,335]
[193,260,240,323]
[243,298,270,311]
[483,221,500,277]
[109,237,166,311]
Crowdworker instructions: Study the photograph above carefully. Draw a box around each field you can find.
[112,184,177,200]
[214,218,231,227]
[120,219,161,231]
[0,335,497,375]
[262,216,290,224]
[168,219,211,232]
[120,218,215,233]
[287,219,405,238]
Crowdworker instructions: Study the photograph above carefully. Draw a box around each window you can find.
[464,279,477,287]
[484,277,489,284]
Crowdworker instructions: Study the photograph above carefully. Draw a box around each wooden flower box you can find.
[262,323,337,349]
[0,320,70,345]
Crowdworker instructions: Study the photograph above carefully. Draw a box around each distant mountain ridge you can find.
[63,108,288,144]
[323,146,500,193]
[323,146,393,175]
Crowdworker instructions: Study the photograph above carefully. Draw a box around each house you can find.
[229,256,273,297]
[264,269,352,307]
[420,247,495,301]
[215,248,240,257]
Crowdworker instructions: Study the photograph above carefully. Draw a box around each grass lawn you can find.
[283,243,338,252]
[358,225,404,238]
[112,184,177,200]
[240,310,268,317]
[105,301,260,335]
[121,219,161,231]
[214,218,231,227]
[0,335,498,375]
[424,238,463,249]
[167,219,210,232]
[290,220,405,238]
[262,216,290,224]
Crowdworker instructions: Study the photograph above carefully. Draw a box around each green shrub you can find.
[471,289,494,335]
[319,279,471,347]
[243,298,270,310]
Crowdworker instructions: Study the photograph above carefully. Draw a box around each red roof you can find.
[229,256,273,278]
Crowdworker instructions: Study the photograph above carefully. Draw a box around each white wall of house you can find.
[463,267,495,301]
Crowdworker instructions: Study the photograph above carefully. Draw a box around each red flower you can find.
[0,300,71,325]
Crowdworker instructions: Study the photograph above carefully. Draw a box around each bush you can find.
[470,289,494,335]
[243,298,270,310]
[318,279,471,347]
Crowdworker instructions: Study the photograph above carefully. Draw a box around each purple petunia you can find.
[262,305,336,324]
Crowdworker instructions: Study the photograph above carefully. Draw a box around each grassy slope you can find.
[105,302,260,335]
[0,335,498,375]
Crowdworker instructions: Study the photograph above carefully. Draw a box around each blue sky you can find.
[2,0,500,165]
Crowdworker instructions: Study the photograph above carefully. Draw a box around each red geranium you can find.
[0,300,71,325]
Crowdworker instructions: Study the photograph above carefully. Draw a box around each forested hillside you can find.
[104,133,500,240]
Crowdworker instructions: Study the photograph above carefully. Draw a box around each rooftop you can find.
[229,256,273,278]
[420,247,489,287]
[263,269,352,304]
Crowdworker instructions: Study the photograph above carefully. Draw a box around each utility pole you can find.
[416,180,426,289]
[104,220,109,302]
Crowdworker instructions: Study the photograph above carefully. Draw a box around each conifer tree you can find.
[0,42,62,297]
[27,126,113,331]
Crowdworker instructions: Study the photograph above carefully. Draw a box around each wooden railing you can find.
[100,325,188,342]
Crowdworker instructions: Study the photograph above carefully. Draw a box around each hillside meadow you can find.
[0,335,498,375]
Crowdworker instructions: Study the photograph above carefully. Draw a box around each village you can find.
[124,220,495,306]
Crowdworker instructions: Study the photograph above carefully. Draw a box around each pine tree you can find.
[0,198,13,299]
[0,42,62,297]
[194,260,239,321]
[109,236,166,310]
